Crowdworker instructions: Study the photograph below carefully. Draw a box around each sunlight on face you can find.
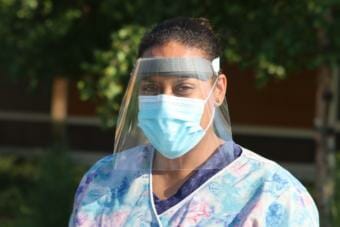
[138,41,226,128]
[140,76,213,99]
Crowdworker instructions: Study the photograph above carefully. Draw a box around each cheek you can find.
[185,85,209,99]
[191,81,213,99]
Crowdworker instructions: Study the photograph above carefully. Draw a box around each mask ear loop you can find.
[204,76,219,103]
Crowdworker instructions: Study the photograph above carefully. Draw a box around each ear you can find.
[214,74,227,106]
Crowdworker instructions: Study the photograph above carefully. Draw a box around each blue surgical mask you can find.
[137,85,216,159]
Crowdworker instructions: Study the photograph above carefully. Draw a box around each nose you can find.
[162,85,174,96]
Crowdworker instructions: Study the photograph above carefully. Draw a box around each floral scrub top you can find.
[69,143,319,226]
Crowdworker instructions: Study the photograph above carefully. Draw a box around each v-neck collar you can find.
[153,142,241,214]
[148,144,250,220]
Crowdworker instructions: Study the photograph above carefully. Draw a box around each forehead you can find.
[142,41,207,58]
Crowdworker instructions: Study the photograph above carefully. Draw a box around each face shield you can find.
[113,57,233,171]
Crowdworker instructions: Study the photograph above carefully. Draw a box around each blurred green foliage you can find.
[1,0,339,127]
[79,26,145,127]
[0,150,88,227]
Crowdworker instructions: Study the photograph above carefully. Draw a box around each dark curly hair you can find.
[138,17,221,60]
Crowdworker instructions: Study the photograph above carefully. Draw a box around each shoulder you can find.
[71,144,152,207]
[240,147,308,193]
[237,147,319,225]
[69,144,153,225]
[85,144,152,174]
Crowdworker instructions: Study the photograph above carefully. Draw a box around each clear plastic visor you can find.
[113,57,233,171]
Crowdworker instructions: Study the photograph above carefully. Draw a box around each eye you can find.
[140,83,159,95]
[175,83,194,96]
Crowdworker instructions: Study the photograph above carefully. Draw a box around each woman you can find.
[70,17,319,226]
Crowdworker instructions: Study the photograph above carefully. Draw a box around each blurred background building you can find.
[1,1,339,226]
[1,67,337,183]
